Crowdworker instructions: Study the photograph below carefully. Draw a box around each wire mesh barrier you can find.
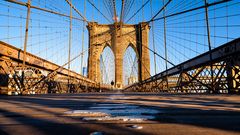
[0,0,239,94]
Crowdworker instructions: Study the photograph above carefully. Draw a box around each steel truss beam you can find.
[0,41,99,95]
[125,38,240,94]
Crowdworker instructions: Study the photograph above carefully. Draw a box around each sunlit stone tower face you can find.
[87,22,150,89]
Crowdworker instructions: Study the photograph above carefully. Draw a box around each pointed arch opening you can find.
[100,46,115,84]
[123,45,139,86]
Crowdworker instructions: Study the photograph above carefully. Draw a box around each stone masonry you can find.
[87,22,150,88]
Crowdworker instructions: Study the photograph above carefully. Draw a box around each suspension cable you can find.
[150,0,230,22]
[126,0,150,23]
[5,0,85,22]
[87,0,112,23]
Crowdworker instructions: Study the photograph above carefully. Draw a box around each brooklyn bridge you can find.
[0,0,240,135]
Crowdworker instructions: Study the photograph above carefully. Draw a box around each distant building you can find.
[128,76,138,84]
[82,67,87,77]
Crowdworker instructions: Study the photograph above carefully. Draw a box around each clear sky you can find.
[0,0,239,85]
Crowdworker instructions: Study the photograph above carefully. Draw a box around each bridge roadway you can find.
[0,92,240,135]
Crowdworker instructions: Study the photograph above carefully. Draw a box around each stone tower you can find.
[87,22,150,88]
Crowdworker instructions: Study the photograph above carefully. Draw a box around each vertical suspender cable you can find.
[113,0,118,22]
[120,0,125,23]
[226,2,228,42]
[81,0,86,75]
[204,0,214,93]
[163,0,169,90]
[142,0,144,21]
[23,0,31,67]
[22,0,31,93]
[68,0,73,91]
[120,0,125,36]
[7,5,9,43]
[150,0,156,75]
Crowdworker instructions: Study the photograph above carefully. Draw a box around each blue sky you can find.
[0,0,239,85]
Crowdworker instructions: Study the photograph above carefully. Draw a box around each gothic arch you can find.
[100,43,113,55]
[99,46,115,84]
[123,43,139,60]
[123,45,139,86]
